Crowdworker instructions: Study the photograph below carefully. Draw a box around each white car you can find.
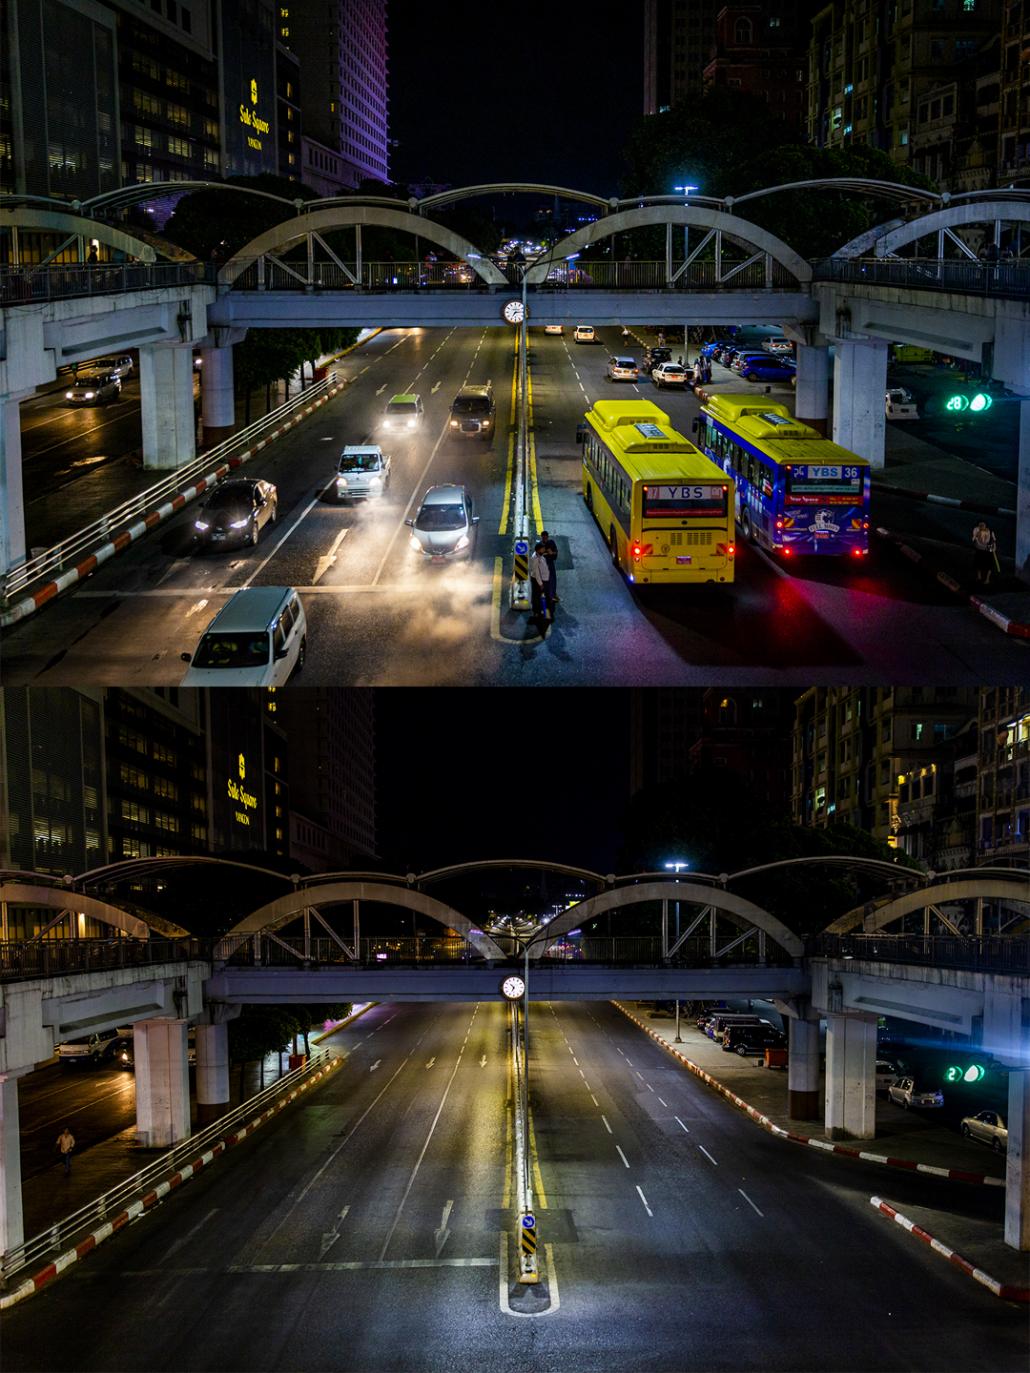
[91,353,134,378]
[544,324,564,335]
[886,387,919,420]
[606,355,639,382]
[651,361,690,388]
[960,1110,1007,1152]
[574,325,595,343]
[405,484,479,562]
[58,1027,133,1066]
[875,1060,900,1092]
[888,1077,944,1110]
[181,586,307,685]
[335,445,391,500]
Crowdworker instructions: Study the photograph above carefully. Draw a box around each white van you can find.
[180,586,307,685]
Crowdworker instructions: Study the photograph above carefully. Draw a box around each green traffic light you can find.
[944,1063,986,1083]
[969,392,992,413]
[963,1063,986,1082]
[945,394,969,412]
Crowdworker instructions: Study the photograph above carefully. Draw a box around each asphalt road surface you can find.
[17,1060,137,1181]
[2,328,1026,684]
[1,1001,1023,1373]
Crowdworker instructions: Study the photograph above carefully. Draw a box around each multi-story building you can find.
[644,0,721,112]
[999,0,1030,180]
[274,690,376,871]
[687,689,794,811]
[977,687,1030,863]
[285,0,388,188]
[275,38,301,181]
[792,687,977,859]
[806,0,1001,188]
[630,689,706,794]
[703,3,812,133]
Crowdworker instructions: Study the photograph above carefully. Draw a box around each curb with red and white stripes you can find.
[0,1055,342,1309]
[613,1003,1006,1188]
[876,484,1017,520]
[1,379,348,628]
[874,526,1030,639]
[869,1197,1029,1303]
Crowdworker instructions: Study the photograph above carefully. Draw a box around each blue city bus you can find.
[694,394,871,560]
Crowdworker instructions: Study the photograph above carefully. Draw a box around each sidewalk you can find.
[628,325,1030,637]
[620,1002,1029,1298]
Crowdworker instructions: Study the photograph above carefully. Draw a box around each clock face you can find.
[501,974,526,1000]
[502,299,525,324]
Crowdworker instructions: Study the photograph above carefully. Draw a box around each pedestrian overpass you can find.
[2,178,1030,587]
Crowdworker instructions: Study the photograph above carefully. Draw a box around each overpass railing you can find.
[0,1045,334,1287]
[0,937,208,982]
[0,260,214,304]
[813,256,1030,300]
[229,258,801,292]
[810,933,1030,974]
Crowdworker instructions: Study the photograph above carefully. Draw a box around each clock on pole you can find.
[502,299,526,325]
[500,974,526,1000]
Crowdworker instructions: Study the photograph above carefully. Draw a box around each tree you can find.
[162,175,320,261]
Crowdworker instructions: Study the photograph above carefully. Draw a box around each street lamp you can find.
[672,185,699,307]
[663,861,689,1040]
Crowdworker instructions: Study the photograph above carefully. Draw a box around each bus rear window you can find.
[786,465,863,502]
[642,484,728,519]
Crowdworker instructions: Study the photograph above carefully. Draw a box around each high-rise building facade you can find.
[274,689,376,871]
[977,687,1030,863]
[703,3,812,133]
[806,0,1002,188]
[630,688,706,793]
[283,0,388,187]
[999,0,1030,181]
[644,0,720,113]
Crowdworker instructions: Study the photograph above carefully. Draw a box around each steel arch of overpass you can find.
[827,872,1030,935]
[0,879,189,939]
[834,198,1030,260]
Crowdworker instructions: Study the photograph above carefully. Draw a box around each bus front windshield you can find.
[642,483,728,520]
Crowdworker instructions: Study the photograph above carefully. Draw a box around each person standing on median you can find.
[56,1126,75,1175]
[971,520,998,587]
[539,530,559,603]
[529,542,552,627]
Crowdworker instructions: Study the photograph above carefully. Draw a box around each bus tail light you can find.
[781,546,792,557]
[632,543,642,560]
[717,542,735,558]
[775,518,784,530]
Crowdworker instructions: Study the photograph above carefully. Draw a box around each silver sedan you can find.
[960,1110,1007,1152]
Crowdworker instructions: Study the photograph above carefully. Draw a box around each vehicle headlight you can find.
[451,419,459,427]
[407,418,416,429]
[66,391,74,399]
[369,475,382,488]
[84,391,94,399]
[195,520,209,531]
[409,534,422,551]
[337,476,348,487]
[230,518,250,529]
[454,534,469,552]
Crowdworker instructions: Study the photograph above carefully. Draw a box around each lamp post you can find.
[673,183,699,331]
[664,860,690,1041]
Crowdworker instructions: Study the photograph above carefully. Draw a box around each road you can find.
[2,327,1026,684]
[1,1001,1023,1373]
[17,1060,137,1181]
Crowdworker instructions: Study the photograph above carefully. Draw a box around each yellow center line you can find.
[503,1038,513,1210]
[498,333,520,535]
[490,556,542,645]
[528,1107,549,1210]
[526,358,544,533]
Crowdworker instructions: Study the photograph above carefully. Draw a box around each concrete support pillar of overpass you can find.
[195,1022,230,1126]
[200,344,236,448]
[0,1070,29,1257]
[139,345,197,470]
[831,337,889,469]
[1005,1068,1030,1250]
[0,394,28,575]
[824,1011,877,1141]
[1015,400,1030,582]
[990,314,1030,581]
[134,1019,191,1149]
[787,1016,821,1119]
[793,344,830,435]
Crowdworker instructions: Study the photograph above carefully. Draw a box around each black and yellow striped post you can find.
[518,1211,539,1283]
[512,536,531,611]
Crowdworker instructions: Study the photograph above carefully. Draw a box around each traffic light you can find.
[944,1063,986,1083]
[944,391,993,414]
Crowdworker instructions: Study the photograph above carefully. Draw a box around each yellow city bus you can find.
[580,399,735,586]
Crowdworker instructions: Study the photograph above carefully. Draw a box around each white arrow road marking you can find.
[431,381,442,393]
[319,1205,350,1259]
[434,1200,453,1257]
[376,383,387,394]
[313,528,350,584]
[479,1055,488,1068]
[369,1060,381,1072]
[425,1057,436,1070]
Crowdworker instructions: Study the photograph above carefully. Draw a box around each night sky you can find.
[387,2,644,196]
[375,690,631,874]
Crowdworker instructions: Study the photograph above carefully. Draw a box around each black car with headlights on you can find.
[193,478,278,550]
[449,384,495,439]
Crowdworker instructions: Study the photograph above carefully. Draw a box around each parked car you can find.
[886,387,920,420]
[730,350,776,374]
[713,342,739,364]
[193,478,278,549]
[381,393,424,432]
[574,325,596,343]
[875,1059,900,1092]
[606,355,640,382]
[181,585,307,686]
[405,484,479,562]
[722,1025,786,1055]
[642,345,673,373]
[762,337,794,355]
[65,371,121,406]
[335,445,391,500]
[960,1109,1007,1152]
[888,1077,944,1109]
[701,340,733,359]
[544,324,564,335]
[739,355,797,383]
[705,1013,767,1041]
[651,361,690,389]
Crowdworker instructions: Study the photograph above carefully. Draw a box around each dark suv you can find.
[642,346,673,375]
[449,384,495,439]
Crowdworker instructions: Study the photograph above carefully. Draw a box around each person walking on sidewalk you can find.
[539,529,559,603]
[971,520,998,586]
[56,1126,75,1175]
